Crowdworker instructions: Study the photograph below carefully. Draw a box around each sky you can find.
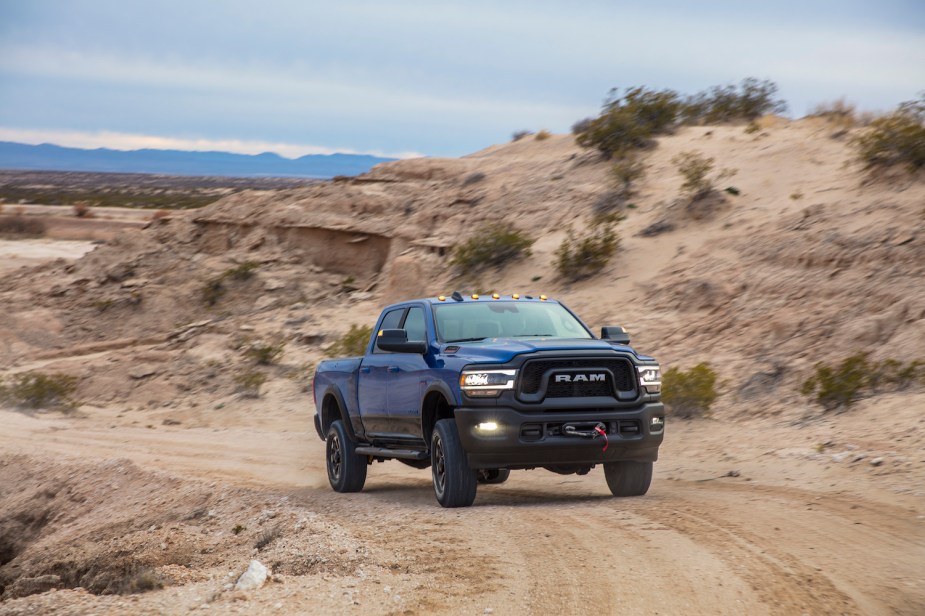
[0,0,923,159]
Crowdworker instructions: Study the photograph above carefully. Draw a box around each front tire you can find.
[604,461,652,496]
[326,420,368,493]
[477,469,510,484]
[431,419,477,507]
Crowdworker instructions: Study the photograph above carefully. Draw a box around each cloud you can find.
[0,127,422,159]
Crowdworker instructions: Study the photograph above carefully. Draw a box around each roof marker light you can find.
[491,293,500,299]
[471,293,479,300]
[540,294,548,301]
[512,294,520,299]
[438,295,446,301]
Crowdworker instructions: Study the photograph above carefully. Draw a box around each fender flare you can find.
[419,380,458,439]
[318,384,361,442]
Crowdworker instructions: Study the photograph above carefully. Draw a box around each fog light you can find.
[651,417,664,427]
[476,421,499,432]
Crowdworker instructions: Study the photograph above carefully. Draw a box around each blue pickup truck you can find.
[312,292,664,507]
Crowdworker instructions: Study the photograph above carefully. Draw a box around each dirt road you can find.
[1,391,922,615]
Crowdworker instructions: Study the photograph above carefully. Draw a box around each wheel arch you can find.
[420,382,455,445]
[319,386,359,441]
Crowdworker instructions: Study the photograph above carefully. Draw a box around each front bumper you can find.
[454,402,664,469]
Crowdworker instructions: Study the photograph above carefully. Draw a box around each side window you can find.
[374,308,405,353]
[403,307,426,342]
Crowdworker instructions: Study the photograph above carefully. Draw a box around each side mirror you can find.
[601,326,630,345]
[377,329,427,354]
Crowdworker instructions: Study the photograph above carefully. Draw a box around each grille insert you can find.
[519,358,636,399]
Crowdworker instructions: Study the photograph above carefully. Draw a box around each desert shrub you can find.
[575,86,684,158]
[325,324,374,357]
[0,372,79,410]
[672,151,737,200]
[661,363,718,418]
[223,261,259,281]
[852,95,925,172]
[151,209,171,221]
[682,78,787,124]
[0,215,45,237]
[611,157,646,197]
[451,222,534,274]
[807,98,858,128]
[461,171,486,186]
[535,129,552,141]
[555,219,619,281]
[201,278,226,306]
[511,130,534,141]
[744,121,761,134]
[234,370,267,398]
[575,79,786,158]
[201,261,259,305]
[802,355,924,411]
[800,354,869,411]
[73,203,92,218]
[245,340,285,365]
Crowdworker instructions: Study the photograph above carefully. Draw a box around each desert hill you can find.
[1,119,923,614]
[1,118,922,413]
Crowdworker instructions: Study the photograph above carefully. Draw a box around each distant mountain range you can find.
[0,141,395,178]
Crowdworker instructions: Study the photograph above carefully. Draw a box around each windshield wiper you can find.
[516,334,556,337]
[445,337,487,343]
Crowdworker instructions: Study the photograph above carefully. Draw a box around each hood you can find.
[447,337,647,364]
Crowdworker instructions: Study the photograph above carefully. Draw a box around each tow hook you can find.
[562,422,609,452]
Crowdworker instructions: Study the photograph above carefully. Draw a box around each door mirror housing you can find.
[601,326,630,345]
[377,328,427,354]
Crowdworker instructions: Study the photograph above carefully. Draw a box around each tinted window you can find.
[433,302,592,342]
[403,307,426,341]
[374,308,405,352]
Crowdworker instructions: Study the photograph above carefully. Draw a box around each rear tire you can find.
[431,419,477,507]
[477,468,510,484]
[326,420,368,493]
[604,461,652,497]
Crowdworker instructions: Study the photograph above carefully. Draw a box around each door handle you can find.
[387,366,400,373]
[360,367,371,374]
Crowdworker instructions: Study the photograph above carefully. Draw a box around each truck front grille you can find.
[519,358,636,399]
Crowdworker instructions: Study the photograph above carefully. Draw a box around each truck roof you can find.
[416,292,558,305]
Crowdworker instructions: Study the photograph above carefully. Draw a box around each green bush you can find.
[802,355,924,411]
[672,151,737,200]
[853,95,925,172]
[245,340,285,365]
[661,363,718,418]
[574,79,786,159]
[325,324,374,357]
[234,370,267,398]
[451,223,534,274]
[0,215,46,237]
[575,86,683,158]
[800,354,870,411]
[0,372,79,410]
[223,261,259,281]
[201,261,260,305]
[555,219,619,281]
[681,78,786,124]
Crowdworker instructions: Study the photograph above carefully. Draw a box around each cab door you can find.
[387,305,431,438]
[357,307,404,436]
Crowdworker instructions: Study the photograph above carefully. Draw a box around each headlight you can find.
[637,364,661,394]
[460,369,516,397]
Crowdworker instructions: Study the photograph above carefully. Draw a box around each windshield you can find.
[434,301,593,343]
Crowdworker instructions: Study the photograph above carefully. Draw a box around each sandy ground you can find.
[0,379,922,615]
[0,239,97,274]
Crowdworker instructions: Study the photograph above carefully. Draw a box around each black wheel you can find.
[326,420,368,493]
[431,419,477,507]
[603,461,652,497]
[477,468,510,484]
